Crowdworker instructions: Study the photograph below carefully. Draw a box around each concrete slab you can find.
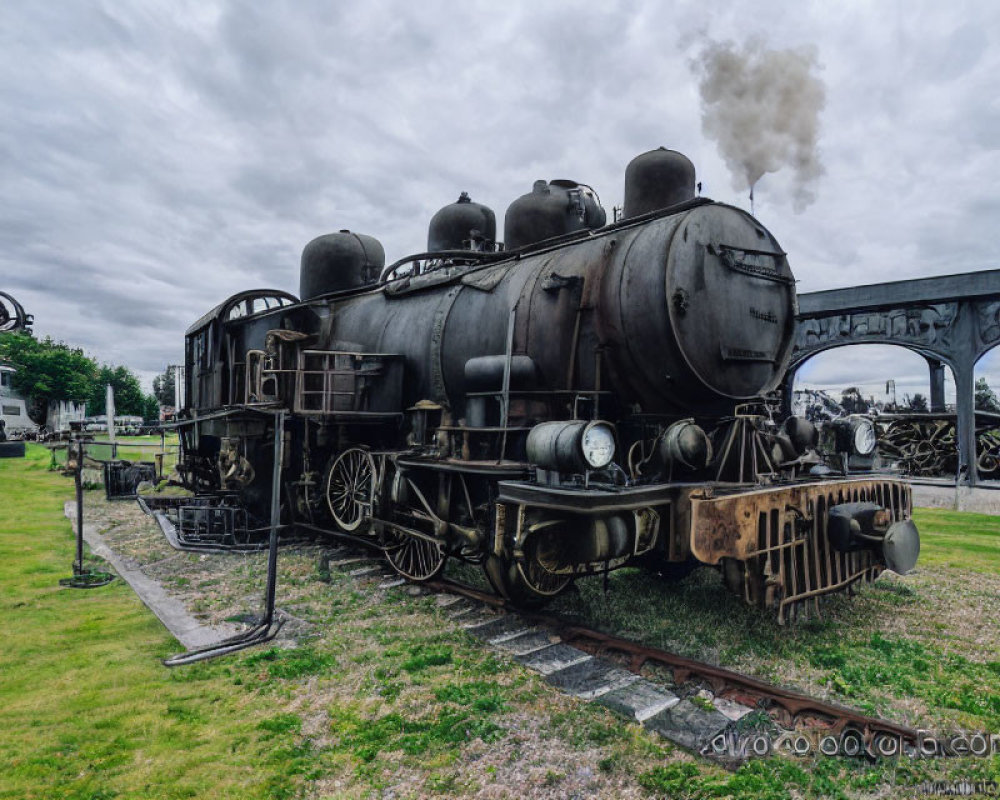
[912,484,1000,515]
[446,603,484,620]
[644,698,731,752]
[348,565,382,577]
[462,615,534,644]
[713,696,755,721]
[597,678,680,722]
[377,577,407,589]
[516,643,592,675]
[492,630,559,656]
[460,612,504,630]
[544,658,638,700]
[330,556,374,568]
[64,501,239,650]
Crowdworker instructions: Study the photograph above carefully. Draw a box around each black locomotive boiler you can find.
[177,148,919,621]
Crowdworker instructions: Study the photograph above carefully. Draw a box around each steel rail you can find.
[425,576,920,746]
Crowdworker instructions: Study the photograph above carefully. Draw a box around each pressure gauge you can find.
[581,423,616,469]
[852,419,877,456]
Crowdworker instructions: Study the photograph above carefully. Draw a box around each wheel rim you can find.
[325,448,375,531]
[384,531,445,581]
[516,559,572,597]
[484,552,571,607]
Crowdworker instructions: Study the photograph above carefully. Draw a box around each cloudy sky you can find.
[1,0,998,401]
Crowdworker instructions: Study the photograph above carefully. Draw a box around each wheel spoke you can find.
[325,448,375,532]
[385,529,445,581]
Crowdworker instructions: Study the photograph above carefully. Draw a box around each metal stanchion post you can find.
[60,439,113,589]
[163,410,286,666]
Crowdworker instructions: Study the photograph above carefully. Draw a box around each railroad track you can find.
[311,542,921,763]
[141,497,919,762]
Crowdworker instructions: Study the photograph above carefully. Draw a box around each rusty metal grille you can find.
[177,504,248,546]
[752,480,911,622]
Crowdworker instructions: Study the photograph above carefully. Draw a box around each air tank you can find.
[622,148,696,218]
[503,179,606,251]
[427,192,496,251]
[299,231,385,300]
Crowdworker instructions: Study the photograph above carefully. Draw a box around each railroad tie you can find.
[596,679,681,723]
[515,643,592,675]
[643,698,732,753]
[330,556,374,568]
[490,630,559,657]
[543,658,639,701]
[348,565,382,577]
[462,615,535,644]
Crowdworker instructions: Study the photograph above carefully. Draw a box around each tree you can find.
[88,365,146,417]
[0,331,154,422]
[142,393,160,421]
[152,366,176,407]
[0,332,96,422]
[907,393,929,412]
[840,387,870,415]
[975,377,1000,413]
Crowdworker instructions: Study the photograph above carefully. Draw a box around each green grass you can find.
[242,645,336,680]
[6,444,998,799]
[549,505,1000,735]
[807,632,1000,725]
[912,507,1000,572]
[330,703,506,765]
[0,444,321,799]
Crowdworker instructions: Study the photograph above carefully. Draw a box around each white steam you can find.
[693,38,826,212]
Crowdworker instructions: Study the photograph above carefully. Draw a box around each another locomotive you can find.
[177,148,919,621]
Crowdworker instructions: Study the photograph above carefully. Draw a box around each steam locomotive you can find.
[177,148,919,621]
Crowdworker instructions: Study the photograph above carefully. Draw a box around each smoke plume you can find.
[693,38,826,211]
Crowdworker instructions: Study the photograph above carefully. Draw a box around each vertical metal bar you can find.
[498,308,516,461]
[263,410,285,625]
[737,422,747,483]
[565,306,583,390]
[594,349,602,419]
[75,440,84,574]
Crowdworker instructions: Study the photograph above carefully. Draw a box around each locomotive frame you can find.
[174,149,919,623]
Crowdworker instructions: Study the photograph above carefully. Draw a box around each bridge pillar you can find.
[952,302,980,486]
[954,359,977,486]
[926,357,947,412]
[780,368,797,417]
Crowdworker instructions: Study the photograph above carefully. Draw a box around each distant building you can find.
[47,398,86,432]
[0,361,86,436]
[0,363,35,435]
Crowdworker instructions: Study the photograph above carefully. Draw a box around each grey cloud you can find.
[2,1,1000,392]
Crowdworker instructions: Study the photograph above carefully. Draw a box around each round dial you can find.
[581,424,616,469]
[852,420,877,456]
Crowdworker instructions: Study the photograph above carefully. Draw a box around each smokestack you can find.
[692,38,826,212]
